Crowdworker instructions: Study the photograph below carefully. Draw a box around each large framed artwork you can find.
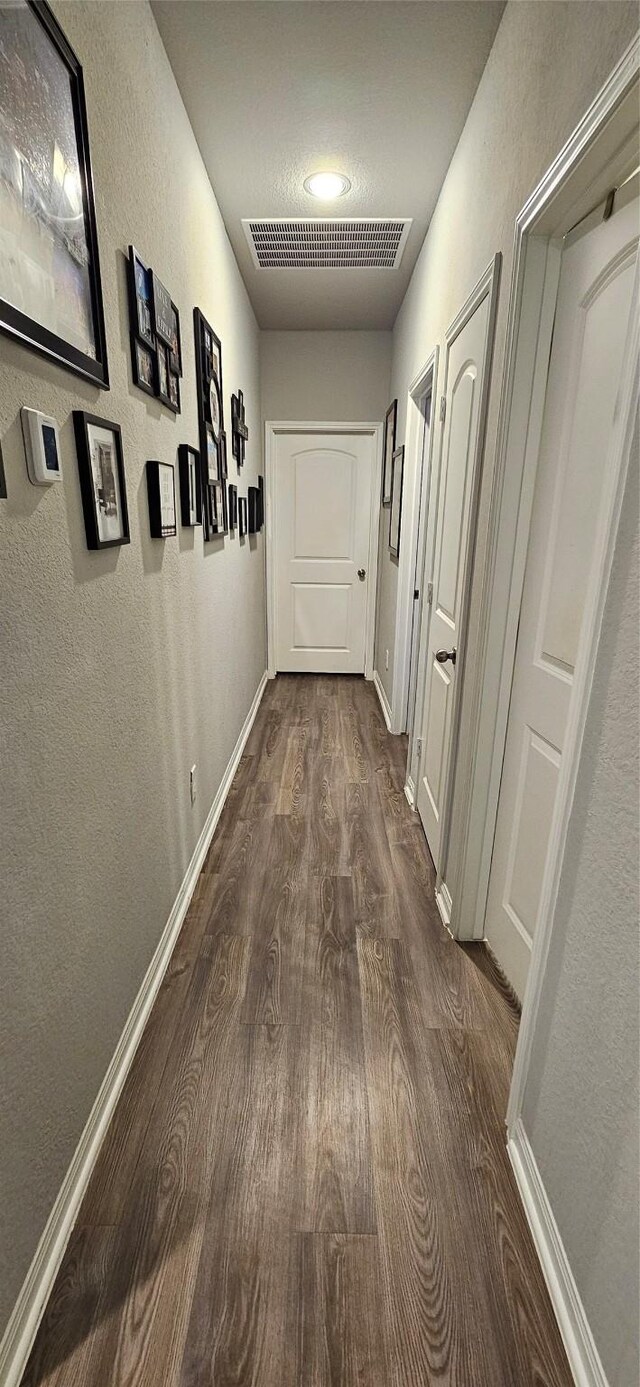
[389,444,404,559]
[0,1,109,385]
[382,399,397,506]
[73,412,130,549]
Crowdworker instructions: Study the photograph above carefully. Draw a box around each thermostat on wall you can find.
[21,408,62,485]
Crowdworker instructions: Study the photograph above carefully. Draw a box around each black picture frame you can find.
[248,485,260,535]
[132,338,156,398]
[178,445,202,527]
[128,246,155,348]
[151,271,173,348]
[169,301,182,377]
[0,441,7,500]
[127,246,181,412]
[194,307,224,542]
[231,389,248,468]
[389,444,404,559]
[228,483,238,531]
[73,411,130,550]
[239,494,248,538]
[257,474,264,530]
[0,0,109,386]
[146,460,177,538]
[382,400,397,506]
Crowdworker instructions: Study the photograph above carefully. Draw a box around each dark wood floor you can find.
[22,675,571,1386]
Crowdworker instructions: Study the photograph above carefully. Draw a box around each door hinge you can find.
[426,581,433,606]
[416,738,423,758]
[413,588,420,600]
[439,395,446,423]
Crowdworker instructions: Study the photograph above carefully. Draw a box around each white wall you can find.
[0,0,264,1336]
[522,458,639,1387]
[261,330,391,422]
[375,0,638,711]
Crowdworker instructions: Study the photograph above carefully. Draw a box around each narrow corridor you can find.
[23,676,571,1386]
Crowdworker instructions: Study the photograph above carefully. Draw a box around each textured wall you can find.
[261,330,391,422]
[522,458,639,1387]
[376,0,638,709]
[0,0,264,1333]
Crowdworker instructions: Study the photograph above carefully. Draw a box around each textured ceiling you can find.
[152,1,505,329]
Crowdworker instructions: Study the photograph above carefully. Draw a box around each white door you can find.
[485,194,639,999]
[416,274,496,874]
[273,431,375,673]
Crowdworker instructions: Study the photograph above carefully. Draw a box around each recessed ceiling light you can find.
[304,171,351,200]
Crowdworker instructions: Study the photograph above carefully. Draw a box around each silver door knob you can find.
[357,568,366,580]
[435,647,457,666]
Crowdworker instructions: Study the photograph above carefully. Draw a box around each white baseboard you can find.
[435,879,452,929]
[404,775,416,808]
[373,670,392,731]
[508,1117,609,1387]
[0,671,268,1387]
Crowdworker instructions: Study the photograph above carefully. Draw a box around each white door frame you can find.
[389,351,440,735]
[403,347,440,803]
[450,37,640,952]
[264,421,384,680]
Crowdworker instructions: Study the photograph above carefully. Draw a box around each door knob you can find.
[435,647,457,666]
[357,568,366,580]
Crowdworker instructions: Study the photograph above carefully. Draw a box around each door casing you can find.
[264,421,383,680]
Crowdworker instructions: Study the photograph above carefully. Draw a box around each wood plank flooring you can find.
[22,675,571,1387]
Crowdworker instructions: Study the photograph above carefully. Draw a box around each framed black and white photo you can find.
[382,399,397,506]
[239,494,248,538]
[73,412,130,549]
[257,474,264,530]
[0,0,109,386]
[228,483,238,531]
[178,445,201,527]
[389,444,404,559]
[146,460,176,538]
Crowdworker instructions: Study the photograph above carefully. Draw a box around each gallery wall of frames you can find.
[0,0,264,554]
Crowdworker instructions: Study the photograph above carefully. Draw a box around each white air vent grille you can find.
[242,218,412,269]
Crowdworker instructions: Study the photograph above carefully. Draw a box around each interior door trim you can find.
[264,421,384,680]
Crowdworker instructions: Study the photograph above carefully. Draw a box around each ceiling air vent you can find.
[242,218,412,270]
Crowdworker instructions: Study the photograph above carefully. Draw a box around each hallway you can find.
[23,675,570,1386]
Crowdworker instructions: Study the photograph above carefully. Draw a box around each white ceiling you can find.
[152,1,505,330]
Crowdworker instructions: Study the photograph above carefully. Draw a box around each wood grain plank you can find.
[296,1233,389,1387]
[241,815,308,1024]
[98,934,249,1387]
[178,1023,300,1386]
[299,877,376,1234]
